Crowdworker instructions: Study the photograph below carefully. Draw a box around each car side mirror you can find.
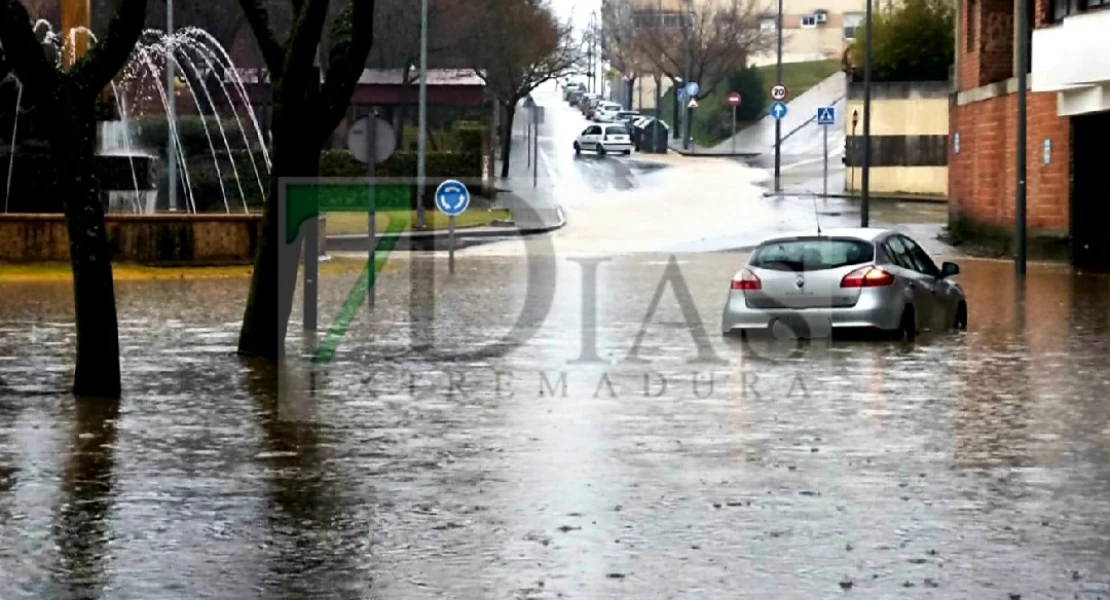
[940,261,959,278]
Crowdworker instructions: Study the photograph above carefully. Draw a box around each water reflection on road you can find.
[2,256,1110,598]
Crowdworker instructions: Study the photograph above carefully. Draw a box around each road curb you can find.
[667,146,761,158]
[324,205,567,252]
[761,191,947,204]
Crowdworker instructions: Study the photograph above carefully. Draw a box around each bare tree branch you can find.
[71,0,149,96]
[0,0,61,99]
[282,0,329,94]
[315,0,375,144]
[237,0,285,73]
[634,0,769,99]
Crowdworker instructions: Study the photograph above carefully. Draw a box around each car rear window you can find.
[605,126,629,135]
[749,238,874,271]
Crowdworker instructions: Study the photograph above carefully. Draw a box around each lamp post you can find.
[850,109,859,195]
[416,0,429,230]
[166,0,177,212]
[860,0,873,227]
[682,0,693,150]
[1015,0,1029,274]
[773,0,783,191]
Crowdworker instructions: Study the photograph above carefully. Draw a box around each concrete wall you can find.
[0,214,272,265]
[845,81,951,196]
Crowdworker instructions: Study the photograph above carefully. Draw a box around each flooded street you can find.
[3,253,1110,599]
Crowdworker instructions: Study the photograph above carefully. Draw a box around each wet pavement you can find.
[2,85,1110,599]
[4,254,1110,598]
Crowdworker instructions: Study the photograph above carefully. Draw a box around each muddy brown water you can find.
[1,254,1109,599]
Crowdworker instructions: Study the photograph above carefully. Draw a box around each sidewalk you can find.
[763,189,947,204]
[667,138,760,158]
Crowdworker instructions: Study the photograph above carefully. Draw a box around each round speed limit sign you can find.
[770,83,788,101]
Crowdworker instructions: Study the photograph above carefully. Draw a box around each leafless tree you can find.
[0,0,149,397]
[369,0,470,147]
[464,0,578,177]
[641,0,769,95]
[235,0,374,361]
[601,0,647,106]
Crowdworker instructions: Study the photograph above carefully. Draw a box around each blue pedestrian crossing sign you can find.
[435,179,470,216]
[770,101,788,120]
[817,106,836,126]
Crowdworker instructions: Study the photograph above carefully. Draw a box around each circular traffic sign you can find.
[728,91,741,107]
[435,179,470,217]
[770,83,788,101]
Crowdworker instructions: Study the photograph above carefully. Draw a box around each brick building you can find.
[950,0,1110,266]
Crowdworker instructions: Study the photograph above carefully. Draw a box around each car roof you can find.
[757,228,893,244]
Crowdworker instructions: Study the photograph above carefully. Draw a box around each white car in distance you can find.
[574,123,633,156]
[593,102,623,122]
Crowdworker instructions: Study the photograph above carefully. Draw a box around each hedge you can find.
[130,115,262,158]
[184,149,482,212]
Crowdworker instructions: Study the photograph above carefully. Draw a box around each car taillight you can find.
[840,266,895,288]
[730,268,761,291]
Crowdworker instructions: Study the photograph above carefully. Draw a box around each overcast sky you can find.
[551,0,601,32]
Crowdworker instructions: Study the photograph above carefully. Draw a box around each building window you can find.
[801,14,818,27]
[1053,0,1101,21]
[760,16,776,31]
[843,12,863,39]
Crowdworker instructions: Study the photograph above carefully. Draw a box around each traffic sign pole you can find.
[732,106,737,154]
[823,121,829,198]
[367,112,377,311]
[435,180,470,275]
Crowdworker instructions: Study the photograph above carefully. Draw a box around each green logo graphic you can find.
[285,181,414,364]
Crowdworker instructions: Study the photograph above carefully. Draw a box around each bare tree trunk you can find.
[54,95,122,397]
[498,102,515,179]
[238,83,319,359]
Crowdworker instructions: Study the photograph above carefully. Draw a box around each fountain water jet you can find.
[2,18,271,215]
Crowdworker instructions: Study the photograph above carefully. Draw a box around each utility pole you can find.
[682,0,693,150]
[860,0,873,227]
[587,13,595,94]
[416,0,429,229]
[1015,0,1029,274]
[166,0,177,212]
[773,0,783,192]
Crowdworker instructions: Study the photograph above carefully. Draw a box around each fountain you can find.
[1,9,270,216]
[0,2,272,264]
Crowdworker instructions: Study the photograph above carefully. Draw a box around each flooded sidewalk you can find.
[2,255,1110,599]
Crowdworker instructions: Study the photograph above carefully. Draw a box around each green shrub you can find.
[453,122,486,155]
[848,0,954,82]
[187,149,482,212]
[132,115,261,158]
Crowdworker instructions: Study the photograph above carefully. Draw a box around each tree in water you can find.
[0,0,148,398]
[235,0,374,361]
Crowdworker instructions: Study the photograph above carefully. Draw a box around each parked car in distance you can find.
[563,82,584,101]
[617,111,641,126]
[721,228,967,341]
[574,123,633,156]
[568,89,585,106]
[594,102,623,122]
[582,96,601,118]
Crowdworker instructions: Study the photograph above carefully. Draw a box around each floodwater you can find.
[2,253,1110,599]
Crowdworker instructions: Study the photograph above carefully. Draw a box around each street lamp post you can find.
[773,0,783,192]
[860,0,873,227]
[166,0,177,212]
[682,0,693,150]
[850,109,859,194]
[416,0,429,230]
[1015,0,1029,274]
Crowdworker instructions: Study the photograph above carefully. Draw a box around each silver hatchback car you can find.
[722,228,967,340]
